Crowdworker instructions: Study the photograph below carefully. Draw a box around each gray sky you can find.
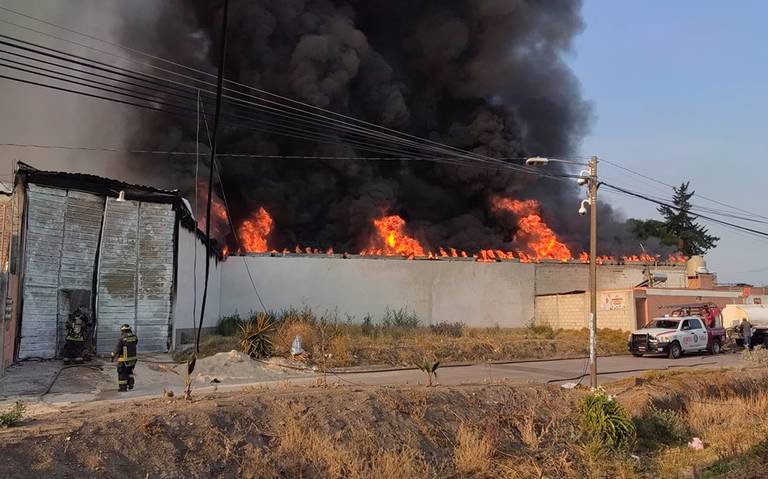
[0,0,146,183]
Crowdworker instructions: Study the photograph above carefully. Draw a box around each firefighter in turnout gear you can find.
[62,308,87,364]
[111,324,138,392]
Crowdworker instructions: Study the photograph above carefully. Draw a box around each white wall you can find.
[219,256,536,328]
[173,227,222,345]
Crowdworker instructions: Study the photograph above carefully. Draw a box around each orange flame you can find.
[238,207,273,253]
[196,183,229,242]
[491,198,573,262]
[363,215,425,257]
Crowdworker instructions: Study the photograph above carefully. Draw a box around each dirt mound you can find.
[191,350,309,383]
[0,369,766,478]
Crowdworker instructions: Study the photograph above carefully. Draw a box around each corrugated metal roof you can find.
[15,161,178,195]
[15,162,228,258]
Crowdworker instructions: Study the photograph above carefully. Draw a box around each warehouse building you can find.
[5,163,222,361]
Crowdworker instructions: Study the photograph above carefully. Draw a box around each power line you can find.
[196,0,229,354]
[2,20,763,232]
[0,12,577,178]
[0,52,553,175]
[601,157,768,221]
[602,182,768,239]
[0,142,531,162]
[198,97,268,314]
[0,65,577,178]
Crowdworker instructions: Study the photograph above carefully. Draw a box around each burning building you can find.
[0,163,692,372]
[116,1,656,260]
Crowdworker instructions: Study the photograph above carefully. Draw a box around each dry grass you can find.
[212,310,628,368]
[453,424,494,476]
[6,366,767,477]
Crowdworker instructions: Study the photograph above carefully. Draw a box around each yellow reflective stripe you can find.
[118,380,128,384]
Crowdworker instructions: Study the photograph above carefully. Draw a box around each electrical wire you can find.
[0,58,555,175]
[0,21,578,178]
[8,6,765,235]
[198,98,268,314]
[195,0,229,354]
[0,63,577,178]
[602,183,768,239]
[601,157,768,221]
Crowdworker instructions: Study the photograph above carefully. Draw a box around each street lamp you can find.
[527,156,600,389]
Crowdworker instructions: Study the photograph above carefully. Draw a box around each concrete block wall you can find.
[535,293,588,330]
[219,256,536,328]
[535,290,635,331]
[535,263,686,295]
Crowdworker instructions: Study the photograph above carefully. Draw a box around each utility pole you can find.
[526,154,600,387]
[588,156,599,389]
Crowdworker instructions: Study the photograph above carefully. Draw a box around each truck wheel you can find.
[710,339,721,355]
[669,341,682,359]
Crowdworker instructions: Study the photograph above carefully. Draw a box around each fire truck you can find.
[628,303,727,359]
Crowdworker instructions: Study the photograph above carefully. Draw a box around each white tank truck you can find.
[722,304,768,347]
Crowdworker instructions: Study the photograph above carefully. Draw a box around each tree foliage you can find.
[631,182,718,256]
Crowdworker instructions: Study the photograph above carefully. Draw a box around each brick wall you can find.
[535,289,635,331]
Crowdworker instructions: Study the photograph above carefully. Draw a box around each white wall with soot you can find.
[173,227,223,345]
[219,256,536,328]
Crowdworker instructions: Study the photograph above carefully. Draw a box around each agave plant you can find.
[239,313,276,358]
[417,358,441,387]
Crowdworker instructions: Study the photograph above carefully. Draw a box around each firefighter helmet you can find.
[120,324,132,332]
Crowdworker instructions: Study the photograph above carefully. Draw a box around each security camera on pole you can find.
[526,155,599,388]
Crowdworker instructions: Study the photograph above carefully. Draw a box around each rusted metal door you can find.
[18,186,103,359]
[136,203,175,352]
[96,199,174,353]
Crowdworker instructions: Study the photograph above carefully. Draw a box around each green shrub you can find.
[217,314,243,337]
[0,401,25,428]
[382,308,419,329]
[429,321,465,337]
[635,406,690,450]
[580,388,636,454]
[361,314,375,336]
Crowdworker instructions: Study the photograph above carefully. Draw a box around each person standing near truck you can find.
[741,317,753,349]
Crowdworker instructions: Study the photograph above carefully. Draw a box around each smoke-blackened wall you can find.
[119,0,647,255]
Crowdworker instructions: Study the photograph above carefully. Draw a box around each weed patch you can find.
[0,401,25,428]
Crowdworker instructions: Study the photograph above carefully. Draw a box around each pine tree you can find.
[656,182,719,256]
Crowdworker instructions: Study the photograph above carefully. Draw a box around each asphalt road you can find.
[9,351,744,408]
[321,351,745,387]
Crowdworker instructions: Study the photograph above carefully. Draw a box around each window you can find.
[648,319,680,329]
[689,318,703,330]
[681,320,690,331]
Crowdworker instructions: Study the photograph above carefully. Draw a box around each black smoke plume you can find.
[119,0,647,255]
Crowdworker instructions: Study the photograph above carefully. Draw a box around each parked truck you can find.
[628,303,726,359]
[722,304,768,347]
